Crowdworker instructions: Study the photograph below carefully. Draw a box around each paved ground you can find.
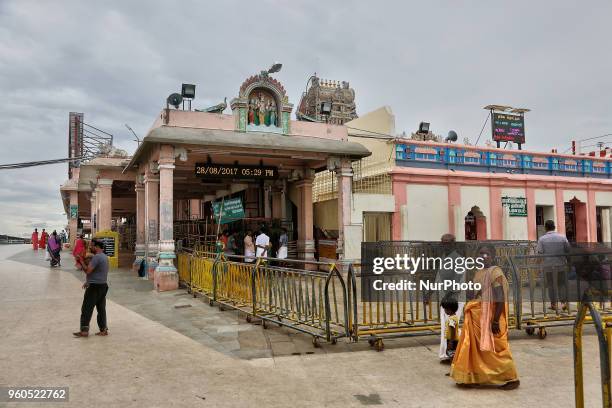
[0,245,604,407]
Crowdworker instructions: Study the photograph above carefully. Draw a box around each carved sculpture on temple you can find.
[246,90,278,127]
[296,74,358,125]
[231,69,293,134]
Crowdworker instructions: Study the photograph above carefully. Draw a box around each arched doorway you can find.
[465,206,487,240]
[565,197,587,242]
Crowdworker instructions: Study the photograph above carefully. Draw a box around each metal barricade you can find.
[177,252,191,287]
[347,262,442,350]
[351,240,534,350]
[508,248,612,338]
[574,291,612,408]
[252,260,349,345]
[176,251,351,346]
[215,258,254,310]
[191,255,216,300]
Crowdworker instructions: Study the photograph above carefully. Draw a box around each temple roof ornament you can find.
[231,68,293,135]
[196,97,227,114]
[296,74,357,125]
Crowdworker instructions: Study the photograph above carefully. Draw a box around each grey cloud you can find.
[1,0,611,235]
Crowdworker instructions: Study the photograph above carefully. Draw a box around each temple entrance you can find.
[173,181,297,258]
[535,205,555,238]
[363,212,392,241]
[565,198,587,242]
[596,206,612,243]
[465,206,486,240]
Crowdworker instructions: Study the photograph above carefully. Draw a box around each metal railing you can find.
[349,241,534,350]
[176,241,612,352]
[177,250,350,345]
[574,291,612,408]
[508,249,612,338]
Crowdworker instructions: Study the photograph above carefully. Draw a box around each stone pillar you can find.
[97,179,113,232]
[447,183,461,238]
[391,180,406,240]
[271,191,282,219]
[95,187,101,232]
[90,191,97,235]
[587,189,597,242]
[602,208,611,243]
[489,185,502,240]
[280,180,288,220]
[68,190,78,248]
[155,145,178,291]
[554,189,566,234]
[133,181,145,272]
[526,187,537,241]
[335,159,353,259]
[295,170,315,262]
[264,186,272,219]
[144,173,159,279]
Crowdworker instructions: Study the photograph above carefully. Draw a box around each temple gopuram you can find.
[296,75,358,125]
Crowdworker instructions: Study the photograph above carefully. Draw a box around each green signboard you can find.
[501,196,527,217]
[212,198,245,224]
[70,204,78,219]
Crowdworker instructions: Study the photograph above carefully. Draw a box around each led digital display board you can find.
[195,163,278,179]
[492,112,525,143]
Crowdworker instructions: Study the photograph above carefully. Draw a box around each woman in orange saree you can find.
[450,244,520,389]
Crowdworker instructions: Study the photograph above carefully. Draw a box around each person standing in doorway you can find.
[255,227,270,259]
[74,240,109,338]
[277,228,288,261]
[31,228,39,250]
[536,220,571,311]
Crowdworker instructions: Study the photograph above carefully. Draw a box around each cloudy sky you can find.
[1,1,611,236]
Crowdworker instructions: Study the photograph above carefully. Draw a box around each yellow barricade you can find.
[351,240,535,350]
[574,292,612,408]
[177,252,190,285]
[252,261,349,345]
[191,256,215,297]
[215,260,253,309]
[508,249,612,338]
[176,251,350,346]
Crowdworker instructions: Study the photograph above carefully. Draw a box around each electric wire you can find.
[0,157,84,170]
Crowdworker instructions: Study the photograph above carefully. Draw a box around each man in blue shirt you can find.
[73,240,109,338]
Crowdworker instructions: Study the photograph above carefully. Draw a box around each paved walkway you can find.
[0,245,604,407]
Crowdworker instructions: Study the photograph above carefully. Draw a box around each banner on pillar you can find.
[69,205,78,219]
[212,197,245,224]
[501,196,527,217]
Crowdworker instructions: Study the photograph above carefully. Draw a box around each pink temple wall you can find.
[391,167,612,242]
[147,110,347,140]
